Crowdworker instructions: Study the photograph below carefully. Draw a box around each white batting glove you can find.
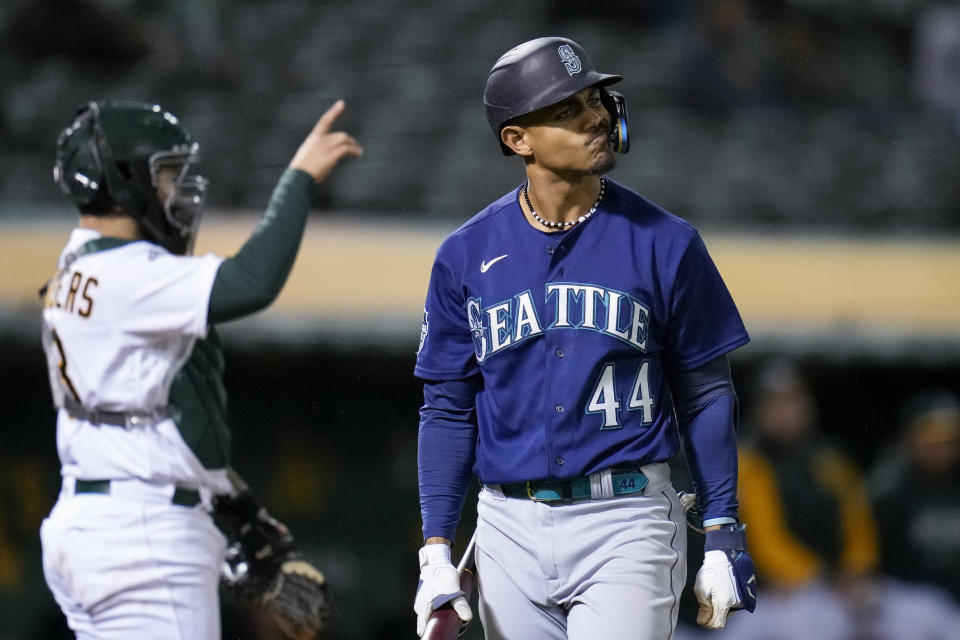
[414,543,472,637]
[695,550,741,629]
[694,523,757,630]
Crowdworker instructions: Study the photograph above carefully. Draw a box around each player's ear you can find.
[501,125,533,157]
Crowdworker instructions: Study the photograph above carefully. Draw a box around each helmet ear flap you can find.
[54,102,109,208]
[601,89,630,154]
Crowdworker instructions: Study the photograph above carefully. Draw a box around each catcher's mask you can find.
[53,100,208,255]
[483,36,630,155]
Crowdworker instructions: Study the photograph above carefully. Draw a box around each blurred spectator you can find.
[869,389,960,604]
[677,0,784,111]
[715,358,878,639]
[913,6,960,133]
[738,358,879,592]
[766,9,845,107]
[679,360,960,640]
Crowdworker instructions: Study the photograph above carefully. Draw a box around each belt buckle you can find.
[526,482,563,502]
[125,411,154,429]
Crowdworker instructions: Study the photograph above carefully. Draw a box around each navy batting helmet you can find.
[483,37,629,155]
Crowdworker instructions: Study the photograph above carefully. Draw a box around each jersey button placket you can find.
[545,241,568,477]
[548,242,565,277]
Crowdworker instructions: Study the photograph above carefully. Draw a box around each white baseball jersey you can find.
[41,227,230,493]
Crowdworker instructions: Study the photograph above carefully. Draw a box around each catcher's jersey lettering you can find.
[49,328,81,403]
[468,282,649,363]
[46,270,97,317]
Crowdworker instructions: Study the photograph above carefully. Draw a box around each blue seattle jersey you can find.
[415,178,749,484]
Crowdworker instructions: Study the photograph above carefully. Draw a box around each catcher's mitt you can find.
[214,490,330,640]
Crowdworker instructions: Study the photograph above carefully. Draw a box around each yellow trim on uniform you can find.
[738,449,823,588]
[738,447,879,590]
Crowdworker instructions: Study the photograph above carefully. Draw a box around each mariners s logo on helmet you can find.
[558,44,582,76]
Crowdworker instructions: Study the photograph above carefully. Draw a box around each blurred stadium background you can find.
[0,1,958,638]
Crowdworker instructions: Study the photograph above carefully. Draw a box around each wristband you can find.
[704,522,747,552]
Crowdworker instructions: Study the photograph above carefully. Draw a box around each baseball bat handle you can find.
[422,607,463,640]
[421,567,475,640]
[422,533,477,640]
[459,566,475,600]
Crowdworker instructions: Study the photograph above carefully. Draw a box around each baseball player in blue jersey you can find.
[413,37,757,639]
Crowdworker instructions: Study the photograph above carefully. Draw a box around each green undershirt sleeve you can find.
[208,168,316,324]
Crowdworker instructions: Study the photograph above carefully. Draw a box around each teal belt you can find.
[74,479,201,507]
[500,468,648,503]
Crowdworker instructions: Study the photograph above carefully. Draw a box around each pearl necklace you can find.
[521,177,606,230]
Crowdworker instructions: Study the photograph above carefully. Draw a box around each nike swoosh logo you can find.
[480,254,508,273]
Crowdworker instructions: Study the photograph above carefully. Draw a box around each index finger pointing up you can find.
[315,99,346,134]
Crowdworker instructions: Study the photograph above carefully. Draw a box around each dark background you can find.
[0,0,958,234]
[1,0,959,638]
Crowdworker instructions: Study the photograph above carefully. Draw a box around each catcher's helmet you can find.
[53,100,208,255]
[483,36,629,155]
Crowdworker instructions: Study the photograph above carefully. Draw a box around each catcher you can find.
[39,98,360,639]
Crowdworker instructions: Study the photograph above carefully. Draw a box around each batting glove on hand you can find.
[414,543,472,637]
[694,523,757,630]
